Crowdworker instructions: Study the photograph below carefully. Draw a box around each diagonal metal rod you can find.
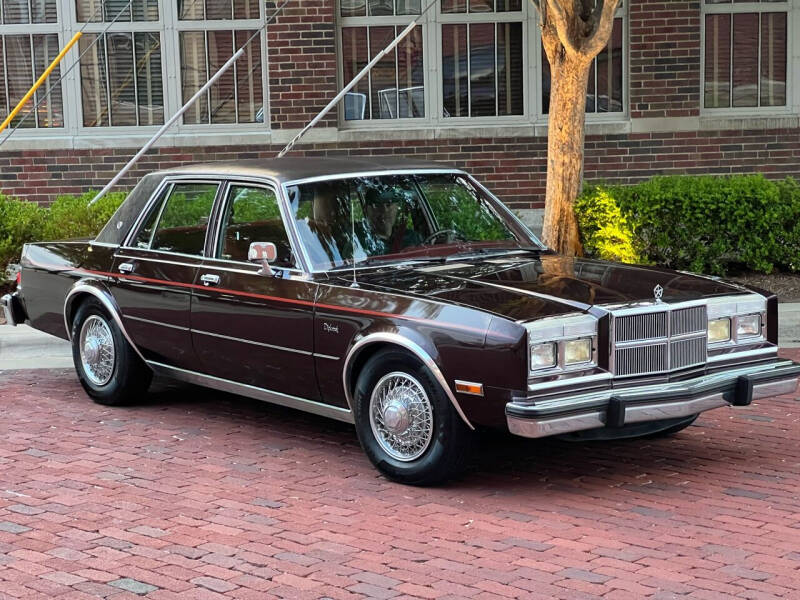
[0,0,137,149]
[89,0,291,206]
[277,0,435,158]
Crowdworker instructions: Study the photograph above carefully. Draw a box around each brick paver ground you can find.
[0,350,798,600]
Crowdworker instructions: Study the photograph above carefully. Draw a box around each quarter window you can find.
[134,182,218,255]
[703,1,789,109]
[217,185,296,268]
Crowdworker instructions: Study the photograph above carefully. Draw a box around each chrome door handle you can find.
[200,273,220,286]
[118,262,134,273]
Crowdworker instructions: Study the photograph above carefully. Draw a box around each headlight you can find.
[564,338,593,365]
[736,314,761,338]
[708,317,731,343]
[530,342,556,370]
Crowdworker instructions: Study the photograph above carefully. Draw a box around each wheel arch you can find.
[342,332,474,430]
[63,279,146,362]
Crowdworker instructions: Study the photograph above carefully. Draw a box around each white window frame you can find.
[700,0,795,116]
[0,0,64,133]
[0,0,271,144]
[336,0,628,129]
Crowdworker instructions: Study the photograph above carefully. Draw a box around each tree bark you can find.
[541,52,591,255]
[534,0,621,256]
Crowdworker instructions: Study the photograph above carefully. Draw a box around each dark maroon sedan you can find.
[4,158,799,484]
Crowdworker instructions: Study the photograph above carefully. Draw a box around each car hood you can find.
[346,254,752,322]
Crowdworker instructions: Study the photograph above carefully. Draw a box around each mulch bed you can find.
[729,271,800,303]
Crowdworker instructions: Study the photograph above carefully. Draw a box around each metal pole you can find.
[0,32,83,134]
[277,20,419,158]
[89,48,245,205]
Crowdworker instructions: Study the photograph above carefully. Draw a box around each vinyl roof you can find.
[160,156,463,184]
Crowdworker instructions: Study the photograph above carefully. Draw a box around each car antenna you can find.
[350,184,359,288]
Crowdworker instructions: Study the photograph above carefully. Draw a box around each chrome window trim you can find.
[146,361,354,424]
[121,176,225,253]
[342,332,475,430]
[282,168,466,187]
[210,179,305,272]
[280,168,546,274]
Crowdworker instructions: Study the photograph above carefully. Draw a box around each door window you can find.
[132,182,218,255]
[217,184,296,268]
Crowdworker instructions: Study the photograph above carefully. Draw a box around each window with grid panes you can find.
[703,0,789,109]
[0,0,63,128]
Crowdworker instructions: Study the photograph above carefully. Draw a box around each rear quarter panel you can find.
[19,242,115,339]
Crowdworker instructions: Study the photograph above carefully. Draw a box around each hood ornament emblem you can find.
[654,284,664,303]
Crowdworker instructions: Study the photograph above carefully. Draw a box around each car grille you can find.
[611,305,707,377]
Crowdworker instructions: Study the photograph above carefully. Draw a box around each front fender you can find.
[342,326,476,430]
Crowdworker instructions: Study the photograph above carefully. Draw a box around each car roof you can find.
[160,157,464,184]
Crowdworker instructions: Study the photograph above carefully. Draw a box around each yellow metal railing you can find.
[0,32,82,135]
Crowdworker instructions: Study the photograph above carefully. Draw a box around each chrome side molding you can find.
[147,361,354,424]
[342,332,475,430]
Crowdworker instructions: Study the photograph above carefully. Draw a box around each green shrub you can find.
[574,185,642,264]
[0,195,46,276]
[41,191,127,241]
[575,174,800,276]
[0,191,126,280]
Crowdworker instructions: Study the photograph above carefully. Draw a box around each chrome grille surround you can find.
[610,302,708,378]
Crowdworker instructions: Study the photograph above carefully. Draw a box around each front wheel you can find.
[353,349,471,485]
[71,298,152,406]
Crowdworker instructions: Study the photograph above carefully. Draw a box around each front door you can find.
[190,182,320,400]
[111,179,220,370]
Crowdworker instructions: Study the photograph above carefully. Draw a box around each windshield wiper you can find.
[444,246,544,262]
[328,256,444,272]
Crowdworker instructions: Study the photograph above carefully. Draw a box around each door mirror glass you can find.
[249,241,277,276]
[248,241,277,263]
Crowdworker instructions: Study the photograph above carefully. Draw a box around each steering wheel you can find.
[422,229,459,245]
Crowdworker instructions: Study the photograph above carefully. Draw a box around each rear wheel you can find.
[71,298,152,406]
[353,348,471,485]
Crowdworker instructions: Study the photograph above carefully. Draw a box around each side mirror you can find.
[248,242,277,276]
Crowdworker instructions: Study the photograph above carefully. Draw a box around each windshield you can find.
[286,173,539,270]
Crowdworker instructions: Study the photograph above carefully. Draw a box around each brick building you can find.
[0,0,798,230]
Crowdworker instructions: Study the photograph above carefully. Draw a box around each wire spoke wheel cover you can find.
[369,371,434,462]
[79,315,116,386]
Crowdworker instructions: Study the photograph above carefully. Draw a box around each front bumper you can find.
[1,292,26,327]
[507,359,800,439]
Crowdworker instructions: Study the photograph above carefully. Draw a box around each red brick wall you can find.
[266,0,337,130]
[3,126,800,209]
[628,0,701,118]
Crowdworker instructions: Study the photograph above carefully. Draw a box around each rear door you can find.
[111,179,220,370]
[190,181,320,400]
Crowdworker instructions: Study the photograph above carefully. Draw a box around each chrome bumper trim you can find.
[2,293,19,327]
[507,360,800,439]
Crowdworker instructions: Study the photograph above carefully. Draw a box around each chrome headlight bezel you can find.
[526,314,598,374]
[706,295,767,348]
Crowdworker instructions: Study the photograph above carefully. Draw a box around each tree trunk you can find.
[541,52,591,256]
